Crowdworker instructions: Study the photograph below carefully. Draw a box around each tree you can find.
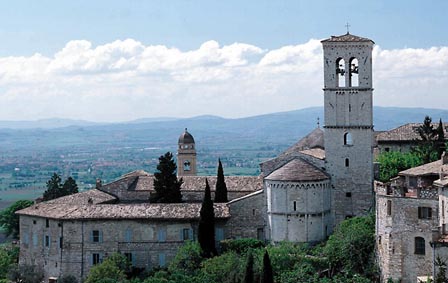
[152,152,183,203]
[43,173,79,201]
[436,119,446,159]
[43,173,63,201]
[214,159,228,203]
[62,177,78,196]
[58,274,78,283]
[243,250,254,283]
[0,200,33,239]
[8,264,43,283]
[324,214,376,277]
[414,116,439,164]
[434,256,447,283]
[198,178,216,258]
[168,241,203,276]
[85,253,129,283]
[376,151,423,182]
[0,244,19,280]
[261,250,273,283]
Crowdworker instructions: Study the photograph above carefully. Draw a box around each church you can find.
[16,32,376,282]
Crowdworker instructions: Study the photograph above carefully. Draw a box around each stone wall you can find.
[376,193,438,282]
[226,191,266,240]
[19,216,218,281]
[266,179,331,243]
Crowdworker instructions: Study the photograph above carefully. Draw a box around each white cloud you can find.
[0,38,446,121]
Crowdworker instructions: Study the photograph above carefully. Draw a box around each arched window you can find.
[414,237,425,255]
[336,58,345,87]
[184,160,191,171]
[344,132,353,145]
[345,158,350,167]
[349,57,359,87]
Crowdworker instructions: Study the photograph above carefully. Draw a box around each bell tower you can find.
[177,128,197,176]
[321,33,374,226]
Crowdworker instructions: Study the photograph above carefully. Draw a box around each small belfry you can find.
[177,128,197,176]
[321,32,375,226]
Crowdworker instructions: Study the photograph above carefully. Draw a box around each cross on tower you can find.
[345,22,351,34]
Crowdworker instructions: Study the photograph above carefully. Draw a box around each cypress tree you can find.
[62,177,79,195]
[261,250,273,283]
[152,152,183,203]
[437,118,446,159]
[43,173,63,201]
[198,178,216,258]
[214,158,228,203]
[243,250,254,283]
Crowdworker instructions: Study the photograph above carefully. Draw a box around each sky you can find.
[0,0,447,122]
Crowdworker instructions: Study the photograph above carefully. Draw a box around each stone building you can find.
[17,174,265,281]
[321,33,375,226]
[376,153,448,282]
[177,128,197,176]
[375,123,448,155]
[17,32,380,282]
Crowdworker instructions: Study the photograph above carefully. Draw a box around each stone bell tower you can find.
[321,33,374,226]
[177,128,197,176]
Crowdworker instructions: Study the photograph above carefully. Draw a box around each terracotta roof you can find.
[376,123,448,142]
[261,128,325,175]
[299,148,325,160]
[321,33,374,43]
[284,127,324,155]
[265,158,329,182]
[17,192,230,220]
[45,189,117,205]
[399,160,448,177]
[181,176,262,192]
[102,172,262,193]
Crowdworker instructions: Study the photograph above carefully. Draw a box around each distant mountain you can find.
[0,118,102,129]
[0,107,447,150]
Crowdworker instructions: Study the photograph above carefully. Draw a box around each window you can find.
[418,207,432,219]
[415,237,425,255]
[124,252,134,265]
[46,219,49,228]
[293,201,297,211]
[182,228,192,241]
[345,215,353,219]
[59,237,63,249]
[158,253,166,267]
[344,132,353,145]
[215,228,224,242]
[44,235,50,248]
[336,58,346,87]
[32,234,38,247]
[346,192,352,198]
[384,147,390,152]
[92,253,102,265]
[345,158,350,167]
[23,232,29,245]
[158,229,166,242]
[124,229,133,242]
[387,200,392,216]
[91,230,102,243]
[257,228,264,241]
[349,57,359,87]
[184,160,191,171]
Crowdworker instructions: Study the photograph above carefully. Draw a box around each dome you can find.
[178,128,195,144]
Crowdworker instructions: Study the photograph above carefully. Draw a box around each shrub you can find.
[220,238,265,254]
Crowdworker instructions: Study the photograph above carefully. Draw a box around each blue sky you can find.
[0,0,447,121]
[1,0,446,55]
